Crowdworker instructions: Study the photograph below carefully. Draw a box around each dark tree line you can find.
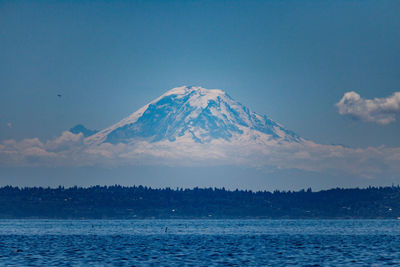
[0,185,399,219]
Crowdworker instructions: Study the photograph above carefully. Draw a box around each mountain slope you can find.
[85,86,301,145]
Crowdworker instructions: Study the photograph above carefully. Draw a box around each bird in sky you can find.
[57,94,62,98]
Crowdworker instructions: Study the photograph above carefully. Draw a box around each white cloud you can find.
[1,132,400,179]
[336,91,400,124]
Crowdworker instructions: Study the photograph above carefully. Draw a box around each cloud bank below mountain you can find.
[1,130,400,179]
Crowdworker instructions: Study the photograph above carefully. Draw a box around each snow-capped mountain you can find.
[84,86,302,145]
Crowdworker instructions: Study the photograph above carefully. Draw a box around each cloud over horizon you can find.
[336,91,400,124]
[1,131,400,180]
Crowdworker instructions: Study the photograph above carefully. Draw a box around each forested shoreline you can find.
[0,185,399,219]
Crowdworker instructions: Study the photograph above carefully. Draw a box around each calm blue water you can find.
[1,220,400,266]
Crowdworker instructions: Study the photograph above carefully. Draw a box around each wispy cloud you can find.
[1,132,400,179]
[336,91,400,124]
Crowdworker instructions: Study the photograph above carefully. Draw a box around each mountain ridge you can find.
[83,86,302,146]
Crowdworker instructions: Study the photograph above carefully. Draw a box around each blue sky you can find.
[1,0,400,189]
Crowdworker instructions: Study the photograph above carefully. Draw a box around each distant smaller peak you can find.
[69,124,98,137]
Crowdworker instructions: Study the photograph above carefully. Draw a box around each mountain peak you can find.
[159,86,226,109]
[86,86,301,145]
[163,86,226,96]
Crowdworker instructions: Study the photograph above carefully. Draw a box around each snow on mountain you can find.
[85,86,302,146]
